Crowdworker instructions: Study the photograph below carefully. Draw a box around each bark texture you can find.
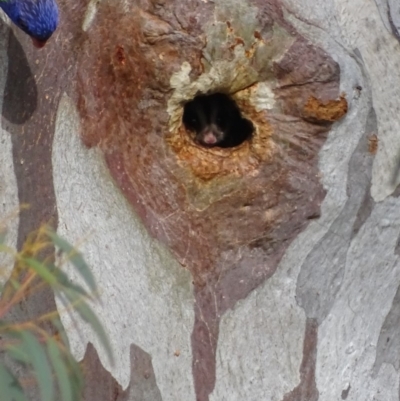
[1,0,399,400]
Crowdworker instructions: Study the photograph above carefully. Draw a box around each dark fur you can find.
[182,93,253,148]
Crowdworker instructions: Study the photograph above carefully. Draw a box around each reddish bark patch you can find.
[81,343,162,401]
[282,319,319,401]
[82,344,126,401]
[76,1,346,400]
[303,95,348,124]
[368,134,378,154]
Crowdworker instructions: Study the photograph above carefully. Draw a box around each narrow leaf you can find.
[64,289,113,364]
[9,277,22,291]
[47,231,96,293]
[47,338,73,401]
[0,362,26,401]
[22,258,57,286]
[51,317,70,350]
[5,345,30,365]
[57,346,84,396]
[8,386,28,401]
[52,266,90,299]
[47,320,84,398]
[19,331,54,401]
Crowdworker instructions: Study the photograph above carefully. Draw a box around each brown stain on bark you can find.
[368,134,378,154]
[303,95,348,124]
[72,1,345,400]
[282,319,319,401]
[82,344,125,401]
[81,343,162,401]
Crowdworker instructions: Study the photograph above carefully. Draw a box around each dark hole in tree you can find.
[182,93,254,148]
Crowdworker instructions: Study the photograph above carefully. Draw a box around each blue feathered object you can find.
[0,0,58,48]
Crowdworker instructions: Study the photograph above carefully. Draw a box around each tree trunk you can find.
[1,0,399,400]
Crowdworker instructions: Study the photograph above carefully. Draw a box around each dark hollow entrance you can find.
[182,93,254,148]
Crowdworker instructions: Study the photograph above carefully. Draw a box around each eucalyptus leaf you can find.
[64,289,113,364]
[0,227,109,400]
[46,230,96,293]
[19,331,54,401]
[57,346,84,398]
[8,386,28,401]
[47,338,73,401]
[0,363,26,401]
[22,257,57,286]
[51,318,70,350]
[51,265,91,299]
[9,278,22,291]
[5,345,30,365]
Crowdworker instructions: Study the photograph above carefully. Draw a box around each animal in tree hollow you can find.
[183,93,253,148]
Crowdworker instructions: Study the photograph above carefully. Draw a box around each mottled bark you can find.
[1,0,400,400]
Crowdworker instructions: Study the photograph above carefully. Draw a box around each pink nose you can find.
[203,132,217,144]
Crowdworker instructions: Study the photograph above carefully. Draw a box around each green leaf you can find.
[51,317,70,350]
[8,386,28,401]
[47,338,73,401]
[52,266,91,299]
[22,257,57,286]
[47,320,84,396]
[59,346,84,395]
[63,289,113,365]
[19,331,54,401]
[0,362,26,401]
[5,345,30,365]
[46,230,96,293]
[9,277,22,291]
